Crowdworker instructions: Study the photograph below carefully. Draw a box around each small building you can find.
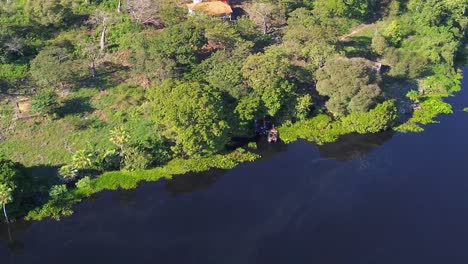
[187,0,233,20]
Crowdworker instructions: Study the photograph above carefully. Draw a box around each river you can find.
[0,66,467,263]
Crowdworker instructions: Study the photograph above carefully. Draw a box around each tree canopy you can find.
[316,57,382,117]
[149,80,231,156]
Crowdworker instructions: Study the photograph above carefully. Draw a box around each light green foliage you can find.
[279,114,344,144]
[406,90,420,102]
[295,94,313,120]
[396,96,453,132]
[280,101,397,143]
[316,57,382,117]
[49,184,67,199]
[0,183,13,206]
[109,126,130,152]
[383,20,403,45]
[59,165,78,181]
[31,90,59,115]
[340,100,397,133]
[149,80,230,156]
[26,148,260,220]
[371,31,389,55]
[0,64,28,80]
[75,176,92,189]
[71,149,95,170]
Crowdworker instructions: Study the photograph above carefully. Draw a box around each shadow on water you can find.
[317,131,394,161]
[165,169,227,195]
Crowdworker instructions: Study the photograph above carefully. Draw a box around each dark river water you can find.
[1,66,467,264]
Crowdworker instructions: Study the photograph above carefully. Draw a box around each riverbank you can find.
[25,148,260,220]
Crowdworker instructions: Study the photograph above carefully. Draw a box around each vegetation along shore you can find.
[0,0,466,222]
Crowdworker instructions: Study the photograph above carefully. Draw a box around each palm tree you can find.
[0,183,13,223]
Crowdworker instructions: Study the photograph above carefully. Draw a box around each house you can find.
[187,0,233,20]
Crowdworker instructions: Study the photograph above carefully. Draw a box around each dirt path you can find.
[340,23,375,41]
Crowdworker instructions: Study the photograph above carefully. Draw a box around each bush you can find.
[31,90,59,115]
[122,146,153,171]
[59,165,78,182]
[340,100,397,133]
[49,185,68,199]
[75,176,92,189]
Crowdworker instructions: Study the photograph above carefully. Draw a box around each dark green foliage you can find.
[0,158,32,216]
[316,57,382,117]
[29,46,74,88]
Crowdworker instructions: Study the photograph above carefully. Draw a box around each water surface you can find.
[1,67,467,263]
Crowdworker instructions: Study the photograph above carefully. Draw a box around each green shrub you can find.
[75,176,92,188]
[340,100,397,133]
[31,90,59,115]
[0,64,28,80]
[59,165,78,182]
[49,185,67,199]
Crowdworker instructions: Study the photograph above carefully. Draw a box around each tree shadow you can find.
[165,169,227,195]
[56,96,95,117]
[79,62,130,90]
[342,36,379,61]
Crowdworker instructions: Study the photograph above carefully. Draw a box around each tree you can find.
[130,22,206,85]
[242,47,295,117]
[312,0,368,20]
[149,80,230,156]
[282,8,341,73]
[245,2,285,34]
[0,158,30,222]
[29,46,74,88]
[0,183,12,223]
[24,0,72,26]
[87,10,118,55]
[126,0,162,26]
[198,46,251,99]
[316,57,382,117]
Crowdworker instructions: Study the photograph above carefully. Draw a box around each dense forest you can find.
[0,0,466,222]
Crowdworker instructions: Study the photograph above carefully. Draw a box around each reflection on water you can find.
[0,67,466,263]
[165,169,227,195]
[317,131,394,161]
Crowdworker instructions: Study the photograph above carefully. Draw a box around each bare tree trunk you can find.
[91,58,97,78]
[117,0,122,13]
[3,204,9,223]
[100,25,107,55]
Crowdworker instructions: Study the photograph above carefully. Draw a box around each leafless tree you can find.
[126,0,162,26]
[245,2,285,34]
[87,10,117,55]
